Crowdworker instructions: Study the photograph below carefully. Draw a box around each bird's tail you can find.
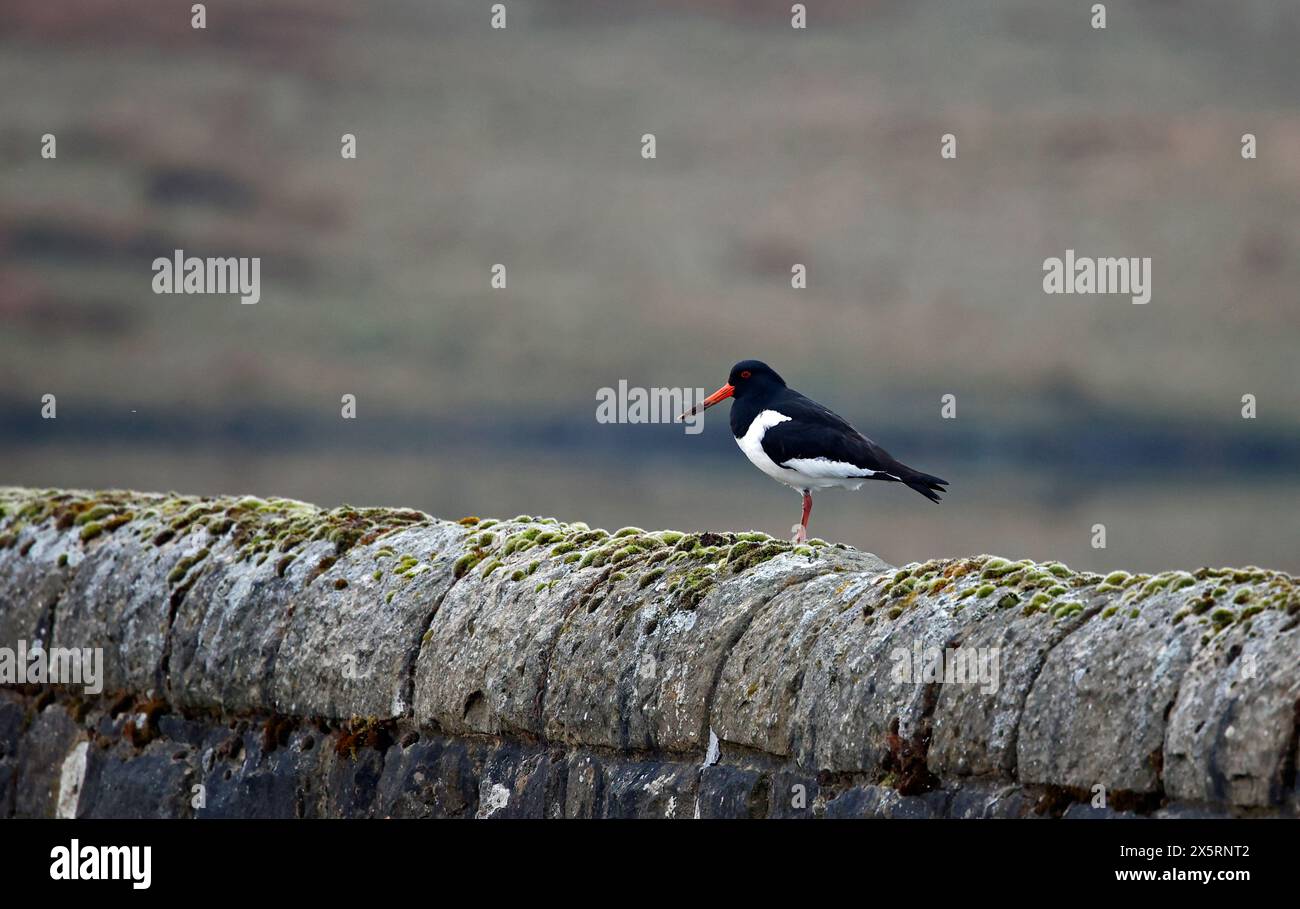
[896,465,948,503]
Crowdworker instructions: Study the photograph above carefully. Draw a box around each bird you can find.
[678,359,948,543]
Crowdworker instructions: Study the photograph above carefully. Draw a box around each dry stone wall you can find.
[1,487,1296,818]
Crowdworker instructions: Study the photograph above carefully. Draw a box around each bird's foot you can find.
[790,523,807,544]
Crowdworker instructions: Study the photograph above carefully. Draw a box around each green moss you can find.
[614,526,643,537]
[1209,607,1235,631]
[996,592,1020,609]
[102,513,133,533]
[1052,601,1084,620]
[79,521,104,542]
[639,567,666,589]
[975,584,995,598]
[480,558,503,577]
[74,504,115,526]
[167,548,210,584]
[727,541,787,573]
[453,552,485,578]
[980,558,1015,578]
[1239,604,1264,622]
[206,516,234,535]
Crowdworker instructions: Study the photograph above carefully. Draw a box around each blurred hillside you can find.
[2,0,1298,570]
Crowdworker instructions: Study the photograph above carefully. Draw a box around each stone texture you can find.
[0,520,79,652]
[195,724,324,819]
[543,546,883,753]
[1017,579,1211,794]
[65,524,230,696]
[168,536,329,713]
[713,567,886,757]
[414,519,605,738]
[928,583,1103,778]
[791,561,1007,776]
[13,703,84,818]
[696,764,769,818]
[375,736,484,819]
[274,522,470,719]
[1163,606,1300,809]
[77,739,194,818]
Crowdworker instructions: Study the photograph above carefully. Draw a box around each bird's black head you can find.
[678,359,786,420]
[726,360,786,399]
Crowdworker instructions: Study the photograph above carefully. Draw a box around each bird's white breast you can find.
[735,410,793,483]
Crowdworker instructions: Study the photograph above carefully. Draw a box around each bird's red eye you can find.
[740,370,751,379]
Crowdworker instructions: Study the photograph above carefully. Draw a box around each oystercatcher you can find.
[679,360,948,542]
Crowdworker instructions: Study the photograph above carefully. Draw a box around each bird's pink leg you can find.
[791,490,812,543]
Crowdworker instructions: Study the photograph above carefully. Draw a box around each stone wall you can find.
[1,487,1296,818]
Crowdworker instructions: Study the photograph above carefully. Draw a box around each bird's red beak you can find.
[678,383,734,420]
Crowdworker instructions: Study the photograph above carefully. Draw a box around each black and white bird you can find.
[679,359,948,542]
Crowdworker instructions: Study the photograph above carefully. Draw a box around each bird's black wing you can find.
[758,390,901,476]
[759,390,950,502]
